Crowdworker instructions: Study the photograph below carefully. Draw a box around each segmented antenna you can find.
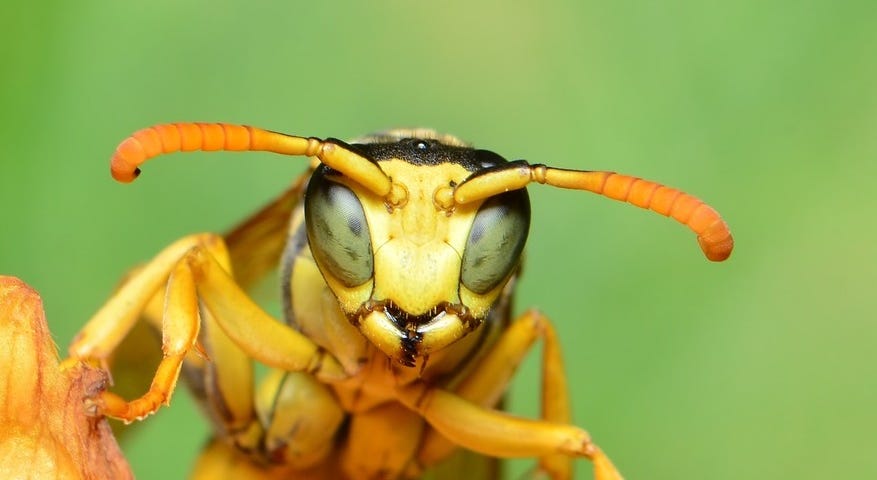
[454,163,733,261]
[109,122,394,199]
[109,123,733,261]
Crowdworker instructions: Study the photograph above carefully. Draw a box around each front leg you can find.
[411,309,622,480]
[66,233,346,423]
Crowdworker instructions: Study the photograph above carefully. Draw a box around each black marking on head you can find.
[350,139,511,173]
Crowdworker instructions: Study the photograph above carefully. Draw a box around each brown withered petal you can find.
[0,276,133,480]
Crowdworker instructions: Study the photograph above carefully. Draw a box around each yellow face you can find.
[304,135,530,365]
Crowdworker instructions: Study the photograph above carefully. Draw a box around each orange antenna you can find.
[454,163,733,262]
[111,124,732,261]
[110,122,393,198]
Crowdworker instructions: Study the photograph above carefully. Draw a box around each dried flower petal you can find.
[0,276,133,480]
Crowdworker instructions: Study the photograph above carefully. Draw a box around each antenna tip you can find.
[110,162,139,183]
[698,231,734,262]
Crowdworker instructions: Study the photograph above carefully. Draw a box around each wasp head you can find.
[304,132,530,366]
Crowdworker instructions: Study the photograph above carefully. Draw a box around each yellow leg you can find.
[68,234,221,362]
[193,304,260,445]
[107,246,259,445]
[412,309,623,480]
[66,233,346,423]
[184,247,345,381]
[67,234,225,421]
[125,260,195,419]
[398,380,591,458]
[398,382,621,480]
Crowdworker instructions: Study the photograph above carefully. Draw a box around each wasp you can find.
[66,123,733,479]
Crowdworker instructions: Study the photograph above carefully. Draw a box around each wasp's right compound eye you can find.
[305,167,374,287]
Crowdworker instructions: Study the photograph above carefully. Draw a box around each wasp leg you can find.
[102,249,260,445]
[73,236,256,427]
[191,304,264,449]
[203,178,309,446]
[412,309,622,480]
[67,233,345,423]
[184,246,345,381]
[69,234,220,364]
[67,234,228,421]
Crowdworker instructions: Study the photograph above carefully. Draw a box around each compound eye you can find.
[305,167,374,287]
[461,190,531,294]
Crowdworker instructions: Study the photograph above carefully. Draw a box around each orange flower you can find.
[0,276,133,480]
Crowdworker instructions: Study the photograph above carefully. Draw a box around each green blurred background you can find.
[2,1,875,478]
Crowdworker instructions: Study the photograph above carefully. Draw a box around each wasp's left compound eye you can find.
[461,190,531,294]
[305,167,374,287]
